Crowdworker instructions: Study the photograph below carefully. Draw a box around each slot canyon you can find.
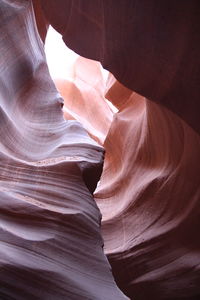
[0,1,200,299]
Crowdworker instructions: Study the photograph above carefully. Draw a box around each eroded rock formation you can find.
[0,1,200,300]
[0,1,127,299]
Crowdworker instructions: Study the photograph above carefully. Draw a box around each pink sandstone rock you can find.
[0,1,200,300]
[0,1,128,299]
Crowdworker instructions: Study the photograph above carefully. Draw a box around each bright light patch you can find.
[44,26,78,79]
[44,26,117,113]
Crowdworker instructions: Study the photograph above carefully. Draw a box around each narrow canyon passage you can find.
[0,1,200,300]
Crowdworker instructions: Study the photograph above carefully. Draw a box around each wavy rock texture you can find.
[55,57,113,145]
[1,1,200,300]
[36,1,200,299]
[54,69,200,300]
[95,79,200,300]
[40,0,200,134]
[0,1,128,299]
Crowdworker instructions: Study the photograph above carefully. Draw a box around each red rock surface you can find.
[95,78,200,300]
[40,0,200,135]
[0,1,127,299]
[0,1,200,300]
[55,66,200,300]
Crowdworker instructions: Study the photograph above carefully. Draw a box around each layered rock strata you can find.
[0,1,127,299]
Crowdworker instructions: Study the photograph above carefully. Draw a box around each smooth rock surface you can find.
[0,1,127,299]
[57,67,200,299]
[1,1,200,300]
[95,79,200,300]
[40,0,200,134]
